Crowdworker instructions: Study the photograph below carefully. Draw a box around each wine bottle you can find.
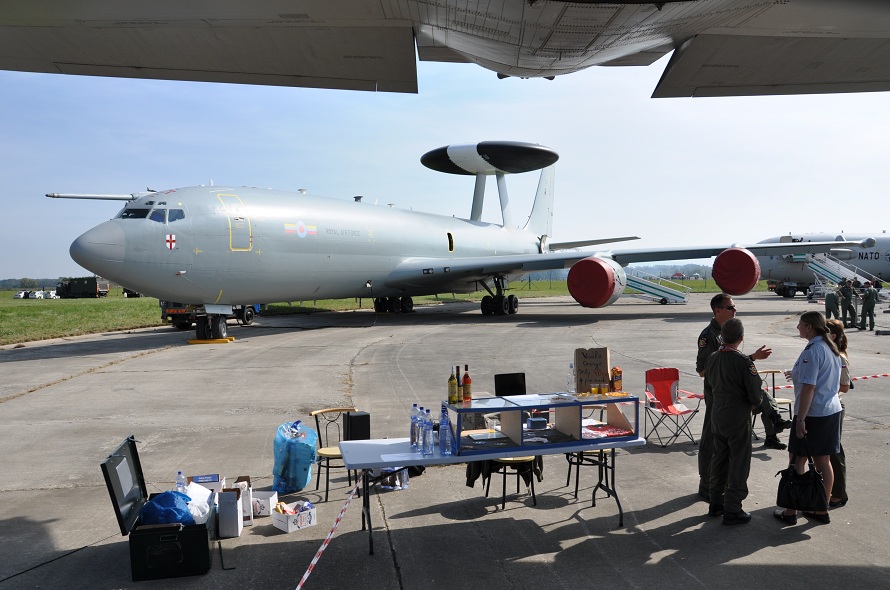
[462,364,472,402]
[456,365,463,401]
[447,368,458,405]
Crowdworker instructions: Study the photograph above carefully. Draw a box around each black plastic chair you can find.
[311,407,356,502]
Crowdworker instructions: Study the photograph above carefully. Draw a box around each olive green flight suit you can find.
[704,346,763,515]
[859,286,878,330]
[695,319,721,497]
[824,290,840,320]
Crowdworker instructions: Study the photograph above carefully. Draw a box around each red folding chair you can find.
[643,368,703,447]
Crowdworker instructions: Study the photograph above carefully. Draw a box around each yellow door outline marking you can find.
[217,193,253,252]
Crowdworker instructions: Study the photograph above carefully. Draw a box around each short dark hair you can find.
[710,293,731,312]
[721,318,744,345]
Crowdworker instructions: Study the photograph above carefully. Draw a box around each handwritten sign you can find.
[574,347,611,393]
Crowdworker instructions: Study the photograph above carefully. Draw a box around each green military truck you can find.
[56,277,110,298]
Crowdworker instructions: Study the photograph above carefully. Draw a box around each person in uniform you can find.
[705,318,763,525]
[858,281,878,331]
[840,280,857,328]
[824,288,840,320]
[695,294,784,501]
[826,319,852,508]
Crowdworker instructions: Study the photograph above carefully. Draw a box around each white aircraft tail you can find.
[522,165,555,239]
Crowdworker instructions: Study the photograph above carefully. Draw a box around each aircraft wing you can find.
[385,238,877,289]
[3,2,890,97]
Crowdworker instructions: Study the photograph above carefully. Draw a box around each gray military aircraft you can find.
[49,141,876,339]
[3,2,890,98]
[757,232,890,297]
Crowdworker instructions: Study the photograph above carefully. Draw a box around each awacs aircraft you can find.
[3,2,890,98]
[757,233,890,297]
[50,141,875,340]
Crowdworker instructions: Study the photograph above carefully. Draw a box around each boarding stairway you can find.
[625,268,691,304]
[805,253,888,301]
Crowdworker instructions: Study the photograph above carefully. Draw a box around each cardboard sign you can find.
[574,347,611,393]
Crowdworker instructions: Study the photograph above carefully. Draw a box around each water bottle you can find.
[409,403,419,450]
[414,406,424,452]
[439,403,453,456]
[421,409,434,456]
[566,362,576,393]
[175,470,187,494]
[289,419,304,438]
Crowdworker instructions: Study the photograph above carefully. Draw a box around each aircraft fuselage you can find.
[757,233,890,284]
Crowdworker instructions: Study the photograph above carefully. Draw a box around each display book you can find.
[444,392,638,456]
[100,436,216,582]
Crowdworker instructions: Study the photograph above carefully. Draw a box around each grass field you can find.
[0,278,762,346]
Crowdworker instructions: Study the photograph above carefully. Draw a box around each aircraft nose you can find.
[70,221,125,276]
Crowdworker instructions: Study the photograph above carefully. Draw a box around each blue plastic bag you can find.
[272,421,318,494]
[139,491,194,525]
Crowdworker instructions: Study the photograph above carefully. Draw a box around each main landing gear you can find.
[480,277,518,316]
[196,315,228,340]
[373,296,414,313]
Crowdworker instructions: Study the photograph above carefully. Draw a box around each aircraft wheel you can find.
[210,315,228,339]
[400,296,414,313]
[481,296,493,315]
[507,294,519,314]
[373,298,384,313]
[241,306,255,325]
[196,317,211,340]
[386,297,400,313]
[494,295,508,315]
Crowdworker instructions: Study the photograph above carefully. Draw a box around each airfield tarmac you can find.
[0,292,888,590]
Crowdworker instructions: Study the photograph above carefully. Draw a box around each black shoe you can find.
[708,505,724,517]
[773,509,798,525]
[764,435,787,450]
[829,498,848,508]
[803,511,831,524]
[722,511,751,525]
[771,415,793,433]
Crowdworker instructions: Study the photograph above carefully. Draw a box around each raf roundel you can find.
[420,141,559,176]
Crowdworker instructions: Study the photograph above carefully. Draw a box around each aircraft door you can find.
[217,193,253,251]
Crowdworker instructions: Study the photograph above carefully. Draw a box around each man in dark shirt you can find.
[705,318,764,525]
[840,280,857,328]
[695,294,786,501]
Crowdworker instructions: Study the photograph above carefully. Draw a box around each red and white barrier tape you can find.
[295,472,363,590]
[768,373,890,390]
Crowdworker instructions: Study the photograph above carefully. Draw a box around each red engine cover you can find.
[567,256,625,308]
[712,247,761,295]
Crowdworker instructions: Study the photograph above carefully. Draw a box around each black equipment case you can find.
[100,436,215,581]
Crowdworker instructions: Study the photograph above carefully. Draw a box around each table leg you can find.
[360,469,374,555]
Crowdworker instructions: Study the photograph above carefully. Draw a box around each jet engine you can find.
[567,256,627,308]
[712,247,761,295]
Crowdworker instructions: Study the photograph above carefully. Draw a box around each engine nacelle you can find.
[567,256,627,308]
[712,247,761,295]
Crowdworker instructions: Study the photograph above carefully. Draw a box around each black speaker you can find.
[344,411,371,441]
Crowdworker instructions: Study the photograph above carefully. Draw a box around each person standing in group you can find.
[704,318,764,525]
[824,288,840,320]
[774,311,843,525]
[826,319,852,508]
[858,280,878,331]
[695,294,780,501]
[840,280,857,328]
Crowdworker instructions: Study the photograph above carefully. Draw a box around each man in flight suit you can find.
[858,280,878,331]
[824,288,840,320]
[840,280,857,328]
[705,318,763,525]
[696,294,787,501]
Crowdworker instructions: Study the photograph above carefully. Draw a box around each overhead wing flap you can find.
[654,33,890,98]
[0,23,418,92]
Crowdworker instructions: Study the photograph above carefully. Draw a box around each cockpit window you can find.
[117,208,151,219]
[168,209,185,223]
[149,209,166,223]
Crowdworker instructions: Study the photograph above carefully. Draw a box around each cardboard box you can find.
[234,476,254,526]
[217,488,244,538]
[188,473,225,495]
[252,491,278,516]
[100,436,215,581]
[271,502,317,533]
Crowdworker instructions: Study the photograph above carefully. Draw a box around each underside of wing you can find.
[608,239,877,266]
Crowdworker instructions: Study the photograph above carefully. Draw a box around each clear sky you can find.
[2,56,889,280]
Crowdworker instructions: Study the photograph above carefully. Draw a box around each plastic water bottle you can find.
[408,404,417,451]
[289,419,305,438]
[439,403,453,456]
[421,409,434,456]
[414,406,424,452]
[175,470,187,494]
[566,362,576,393]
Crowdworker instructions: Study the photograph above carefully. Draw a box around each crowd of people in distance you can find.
[696,294,851,526]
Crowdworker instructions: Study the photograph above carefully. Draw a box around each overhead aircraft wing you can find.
[385,238,877,290]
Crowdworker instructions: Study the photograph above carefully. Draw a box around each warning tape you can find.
[295,473,363,590]
[768,373,890,390]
